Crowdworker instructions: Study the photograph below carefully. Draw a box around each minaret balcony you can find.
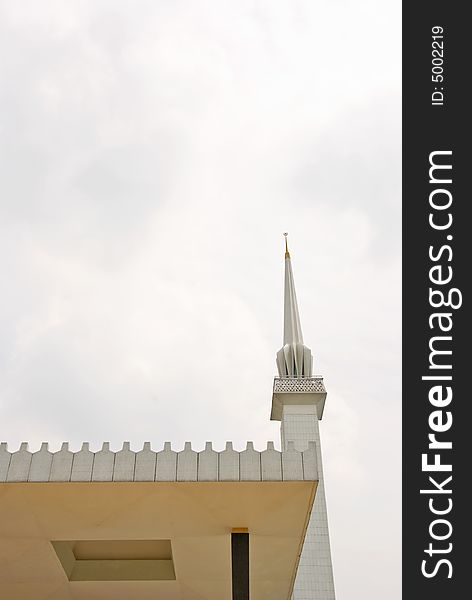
[271,376,327,421]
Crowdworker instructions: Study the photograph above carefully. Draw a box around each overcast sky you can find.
[0,1,401,598]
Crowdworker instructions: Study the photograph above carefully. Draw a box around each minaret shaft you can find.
[281,404,335,600]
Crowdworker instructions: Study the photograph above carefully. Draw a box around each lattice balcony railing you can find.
[273,377,326,394]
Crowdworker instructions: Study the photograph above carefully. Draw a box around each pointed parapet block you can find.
[239,442,261,481]
[219,442,240,481]
[177,442,197,481]
[261,442,282,481]
[134,442,156,481]
[92,442,115,482]
[113,442,136,481]
[50,443,74,482]
[70,443,94,482]
[28,443,53,482]
[1,440,311,484]
[0,443,11,482]
[156,442,177,481]
[302,441,318,480]
[198,442,218,481]
[0,442,11,483]
[6,443,32,482]
[282,441,304,481]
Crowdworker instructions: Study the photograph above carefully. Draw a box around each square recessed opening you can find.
[51,539,175,581]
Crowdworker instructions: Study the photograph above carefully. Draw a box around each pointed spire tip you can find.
[283,232,290,259]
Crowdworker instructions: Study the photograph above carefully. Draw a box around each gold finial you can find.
[283,232,290,258]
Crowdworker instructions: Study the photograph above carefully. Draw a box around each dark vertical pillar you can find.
[231,532,249,600]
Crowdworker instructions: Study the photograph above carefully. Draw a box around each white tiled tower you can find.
[271,235,336,600]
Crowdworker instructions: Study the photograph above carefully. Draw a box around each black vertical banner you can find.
[403,3,468,599]
[231,532,249,600]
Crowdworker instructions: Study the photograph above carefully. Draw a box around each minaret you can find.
[271,234,336,600]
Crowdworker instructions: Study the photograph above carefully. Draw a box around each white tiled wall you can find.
[281,405,336,600]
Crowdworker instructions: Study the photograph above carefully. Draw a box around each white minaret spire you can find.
[276,233,313,378]
[282,233,303,345]
[272,234,336,600]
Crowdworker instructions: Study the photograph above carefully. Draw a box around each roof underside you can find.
[0,480,316,600]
